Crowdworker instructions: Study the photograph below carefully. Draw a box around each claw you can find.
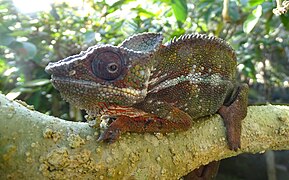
[98,128,122,143]
[218,84,248,151]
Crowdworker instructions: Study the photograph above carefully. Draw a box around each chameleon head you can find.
[45,32,163,113]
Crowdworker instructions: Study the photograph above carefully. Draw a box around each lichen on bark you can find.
[0,94,289,179]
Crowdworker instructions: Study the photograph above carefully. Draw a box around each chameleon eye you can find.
[92,51,123,80]
[107,62,118,73]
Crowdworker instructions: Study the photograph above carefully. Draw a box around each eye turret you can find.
[92,51,123,80]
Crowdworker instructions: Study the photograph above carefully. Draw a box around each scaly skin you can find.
[45,32,248,179]
[45,32,248,148]
[46,33,248,150]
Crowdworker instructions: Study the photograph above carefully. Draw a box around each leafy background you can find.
[0,0,289,179]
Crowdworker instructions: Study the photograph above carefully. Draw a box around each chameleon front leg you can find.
[218,84,249,151]
[98,100,193,143]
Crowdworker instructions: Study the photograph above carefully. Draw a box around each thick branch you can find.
[0,94,289,179]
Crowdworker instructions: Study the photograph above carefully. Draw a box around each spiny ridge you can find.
[168,33,236,58]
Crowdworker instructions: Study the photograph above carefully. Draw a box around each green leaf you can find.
[0,58,7,74]
[243,5,262,34]
[171,0,188,27]
[6,87,34,100]
[280,13,289,31]
[11,41,37,60]
[84,31,96,44]
[243,59,256,79]
[9,30,32,37]
[22,42,37,59]
[23,79,51,87]
[106,0,134,14]
[133,7,156,18]
[229,2,241,22]
[248,0,265,6]
[0,34,14,46]
[6,91,21,100]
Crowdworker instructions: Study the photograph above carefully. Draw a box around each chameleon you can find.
[45,32,248,151]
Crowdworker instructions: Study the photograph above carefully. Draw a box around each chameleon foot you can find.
[97,115,129,143]
[218,84,248,151]
[183,161,220,180]
[98,128,122,143]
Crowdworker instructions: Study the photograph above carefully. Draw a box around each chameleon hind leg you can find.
[183,84,248,179]
[218,84,249,151]
[98,100,193,143]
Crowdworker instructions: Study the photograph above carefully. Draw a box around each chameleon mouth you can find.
[50,76,147,98]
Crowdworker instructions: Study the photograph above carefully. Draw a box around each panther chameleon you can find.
[45,32,248,179]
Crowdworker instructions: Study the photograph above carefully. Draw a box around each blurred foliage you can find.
[0,0,289,120]
[0,1,289,179]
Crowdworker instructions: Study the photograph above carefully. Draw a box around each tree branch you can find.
[0,93,289,179]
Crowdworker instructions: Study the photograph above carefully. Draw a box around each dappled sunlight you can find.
[12,0,53,13]
[1,0,289,179]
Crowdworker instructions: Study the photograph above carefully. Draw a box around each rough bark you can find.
[0,94,289,179]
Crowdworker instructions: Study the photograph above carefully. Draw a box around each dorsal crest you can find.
[166,34,236,60]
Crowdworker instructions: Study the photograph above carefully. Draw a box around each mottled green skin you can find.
[45,33,248,151]
[145,35,237,119]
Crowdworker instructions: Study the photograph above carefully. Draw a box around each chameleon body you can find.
[45,32,248,151]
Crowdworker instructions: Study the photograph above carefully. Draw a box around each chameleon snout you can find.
[45,61,71,77]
